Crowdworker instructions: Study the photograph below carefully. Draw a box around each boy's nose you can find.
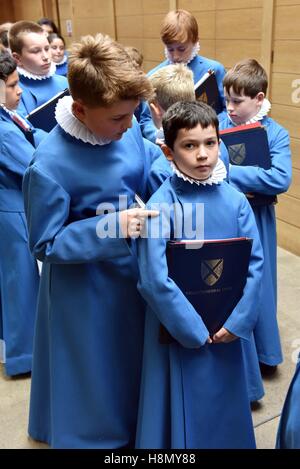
[196,148,208,159]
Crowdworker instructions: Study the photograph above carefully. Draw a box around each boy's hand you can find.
[212,327,237,344]
[119,208,159,238]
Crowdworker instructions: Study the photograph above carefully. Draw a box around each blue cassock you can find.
[55,59,68,77]
[17,73,68,116]
[140,55,227,142]
[219,116,292,368]
[136,175,264,448]
[22,119,151,448]
[146,143,265,402]
[0,107,46,375]
[276,355,300,448]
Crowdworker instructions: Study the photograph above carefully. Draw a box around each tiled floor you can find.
[0,247,299,449]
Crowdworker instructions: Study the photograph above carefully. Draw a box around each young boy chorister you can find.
[140,9,226,143]
[146,63,230,194]
[0,51,46,376]
[9,21,68,115]
[136,101,264,448]
[22,33,158,448]
[219,59,292,376]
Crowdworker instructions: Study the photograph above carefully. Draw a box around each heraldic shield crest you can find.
[201,258,224,286]
[228,143,246,165]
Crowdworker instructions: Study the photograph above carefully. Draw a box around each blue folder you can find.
[159,237,252,343]
[220,123,277,207]
[26,88,69,132]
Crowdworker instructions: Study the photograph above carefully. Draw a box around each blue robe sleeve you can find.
[222,196,264,340]
[32,127,48,146]
[143,138,163,165]
[139,101,157,143]
[229,124,292,195]
[17,90,36,117]
[214,62,227,110]
[137,205,210,348]
[0,130,36,176]
[23,165,133,263]
[148,155,172,195]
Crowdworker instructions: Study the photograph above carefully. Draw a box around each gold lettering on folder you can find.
[201,259,223,286]
[197,91,208,104]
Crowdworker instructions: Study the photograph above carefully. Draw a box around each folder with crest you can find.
[26,88,69,132]
[219,122,277,207]
[159,237,253,344]
[194,69,223,114]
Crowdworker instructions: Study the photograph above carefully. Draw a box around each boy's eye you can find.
[206,140,217,146]
[184,143,194,149]
[178,47,186,52]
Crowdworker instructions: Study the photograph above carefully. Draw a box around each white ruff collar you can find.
[55,96,112,146]
[170,158,227,186]
[164,42,200,65]
[55,55,67,66]
[228,98,271,126]
[17,61,56,80]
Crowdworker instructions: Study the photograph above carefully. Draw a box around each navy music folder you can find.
[220,123,277,207]
[159,237,253,344]
[26,88,69,132]
[194,70,223,114]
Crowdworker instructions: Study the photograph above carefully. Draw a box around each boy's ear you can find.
[12,52,22,67]
[256,91,265,103]
[161,143,174,161]
[72,100,86,120]
[149,100,164,129]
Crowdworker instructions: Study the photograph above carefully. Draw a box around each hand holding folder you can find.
[159,237,252,344]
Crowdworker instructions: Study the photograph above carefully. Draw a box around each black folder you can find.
[159,237,252,344]
[26,88,69,132]
[194,69,223,114]
[220,123,277,207]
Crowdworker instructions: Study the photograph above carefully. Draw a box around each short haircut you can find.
[223,58,268,98]
[9,21,44,54]
[124,46,143,68]
[68,34,153,107]
[37,18,59,35]
[160,9,198,45]
[0,50,17,81]
[149,64,195,110]
[48,33,65,46]
[162,101,219,150]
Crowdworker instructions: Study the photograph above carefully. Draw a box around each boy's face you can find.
[13,32,51,76]
[72,99,139,140]
[4,70,22,110]
[165,41,195,64]
[50,38,65,63]
[224,87,265,125]
[163,124,219,181]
